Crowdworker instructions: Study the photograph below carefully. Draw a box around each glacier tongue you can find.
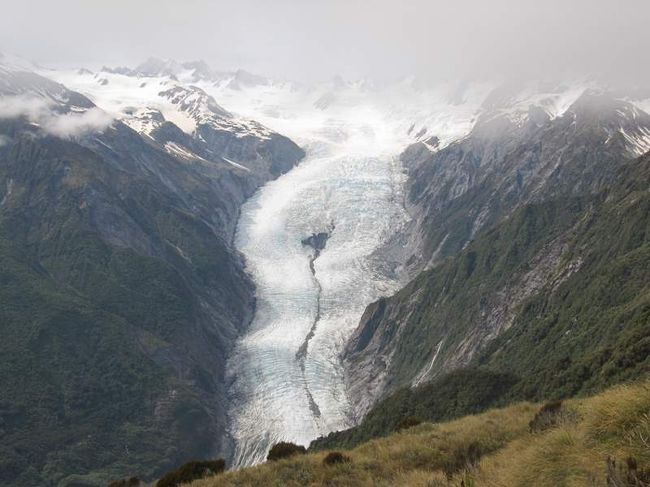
[221,78,495,468]
[227,126,411,466]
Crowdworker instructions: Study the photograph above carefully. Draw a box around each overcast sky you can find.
[2,0,649,83]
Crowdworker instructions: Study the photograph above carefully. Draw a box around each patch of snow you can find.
[164,141,205,161]
[222,157,251,172]
[621,126,650,156]
[190,76,493,153]
[411,340,444,387]
[482,82,589,127]
[0,178,13,207]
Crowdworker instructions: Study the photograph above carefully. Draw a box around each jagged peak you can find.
[133,57,184,77]
[226,69,270,90]
[566,90,647,119]
[158,84,232,120]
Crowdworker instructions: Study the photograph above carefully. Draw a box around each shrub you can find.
[156,459,225,487]
[267,442,307,461]
[108,477,141,487]
[443,441,483,479]
[529,400,564,432]
[323,451,351,466]
[396,416,423,431]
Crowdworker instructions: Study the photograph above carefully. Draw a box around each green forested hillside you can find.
[317,154,650,451]
[0,108,302,485]
[0,130,236,486]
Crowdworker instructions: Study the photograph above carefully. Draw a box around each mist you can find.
[1,0,649,84]
[0,95,113,138]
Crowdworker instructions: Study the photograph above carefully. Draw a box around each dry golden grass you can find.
[188,379,650,487]
[475,381,650,487]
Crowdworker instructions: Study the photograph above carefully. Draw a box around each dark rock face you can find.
[295,230,332,417]
[0,69,303,486]
[343,90,650,417]
[350,298,388,354]
[301,231,330,253]
[403,92,650,266]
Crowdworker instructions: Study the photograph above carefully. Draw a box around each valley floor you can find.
[189,377,650,486]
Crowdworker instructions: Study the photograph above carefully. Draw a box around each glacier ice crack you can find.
[295,228,333,420]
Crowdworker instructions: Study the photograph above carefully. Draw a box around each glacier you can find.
[218,81,493,467]
[227,121,410,467]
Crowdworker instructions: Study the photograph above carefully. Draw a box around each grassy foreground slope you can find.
[191,378,650,486]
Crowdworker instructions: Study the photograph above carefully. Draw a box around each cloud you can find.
[0,95,51,120]
[43,107,113,138]
[0,95,113,138]
[1,0,650,84]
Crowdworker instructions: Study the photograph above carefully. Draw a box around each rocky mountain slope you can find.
[0,59,303,486]
[342,86,650,419]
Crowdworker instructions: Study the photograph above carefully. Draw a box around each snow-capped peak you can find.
[41,63,276,140]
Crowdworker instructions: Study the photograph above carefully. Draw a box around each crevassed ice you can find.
[228,138,408,466]
[220,82,489,467]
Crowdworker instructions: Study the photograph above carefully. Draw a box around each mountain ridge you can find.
[0,61,303,486]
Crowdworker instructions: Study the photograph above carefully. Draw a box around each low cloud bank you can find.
[0,95,113,138]
[0,95,50,120]
[44,107,113,138]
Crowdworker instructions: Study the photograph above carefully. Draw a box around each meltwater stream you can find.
[227,117,411,466]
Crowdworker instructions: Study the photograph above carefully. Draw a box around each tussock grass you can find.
[189,379,650,486]
[476,380,650,486]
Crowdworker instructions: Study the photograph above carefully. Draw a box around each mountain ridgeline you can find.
[0,63,303,486]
